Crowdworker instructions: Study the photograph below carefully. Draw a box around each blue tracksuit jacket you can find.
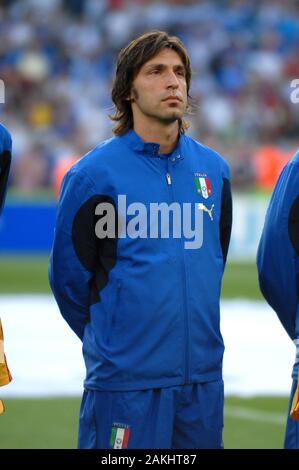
[257,151,299,379]
[49,130,232,391]
[0,123,12,214]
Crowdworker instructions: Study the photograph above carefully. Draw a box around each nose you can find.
[165,70,180,89]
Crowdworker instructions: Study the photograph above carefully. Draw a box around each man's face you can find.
[129,48,188,126]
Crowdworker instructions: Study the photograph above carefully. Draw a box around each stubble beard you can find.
[142,108,182,126]
[132,87,185,125]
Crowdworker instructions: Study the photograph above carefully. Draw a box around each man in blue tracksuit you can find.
[257,152,299,449]
[49,31,232,449]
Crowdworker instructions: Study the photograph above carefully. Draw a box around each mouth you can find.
[162,96,182,102]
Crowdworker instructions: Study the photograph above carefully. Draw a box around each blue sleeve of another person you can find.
[0,123,12,214]
[257,151,299,340]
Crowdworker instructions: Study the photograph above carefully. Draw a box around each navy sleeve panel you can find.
[72,195,118,306]
[257,157,299,339]
[0,124,12,214]
[0,150,11,214]
[289,196,299,256]
[219,177,232,265]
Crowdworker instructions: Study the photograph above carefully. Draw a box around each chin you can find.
[162,112,183,123]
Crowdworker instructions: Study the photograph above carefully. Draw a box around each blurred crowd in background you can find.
[1,0,299,195]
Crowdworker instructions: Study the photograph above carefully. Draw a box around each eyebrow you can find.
[145,63,186,74]
[145,63,185,72]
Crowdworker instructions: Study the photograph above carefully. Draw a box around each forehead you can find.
[141,48,184,68]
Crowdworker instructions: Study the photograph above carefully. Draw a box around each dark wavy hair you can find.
[110,31,192,135]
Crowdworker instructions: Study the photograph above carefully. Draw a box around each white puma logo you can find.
[197,203,214,221]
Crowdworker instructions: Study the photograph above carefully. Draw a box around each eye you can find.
[176,69,185,77]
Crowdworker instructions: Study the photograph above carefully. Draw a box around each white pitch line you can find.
[225,406,286,425]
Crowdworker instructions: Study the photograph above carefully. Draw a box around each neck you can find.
[133,119,180,154]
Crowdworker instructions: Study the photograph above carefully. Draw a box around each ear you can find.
[126,91,134,102]
[128,86,138,103]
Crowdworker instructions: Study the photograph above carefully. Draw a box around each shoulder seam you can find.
[68,167,96,192]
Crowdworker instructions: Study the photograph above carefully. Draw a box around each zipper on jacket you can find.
[165,156,190,384]
[180,239,190,384]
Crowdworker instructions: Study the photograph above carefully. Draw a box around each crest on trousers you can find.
[194,173,212,199]
[110,422,131,449]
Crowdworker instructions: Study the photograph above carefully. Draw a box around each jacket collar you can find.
[121,129,183,158]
